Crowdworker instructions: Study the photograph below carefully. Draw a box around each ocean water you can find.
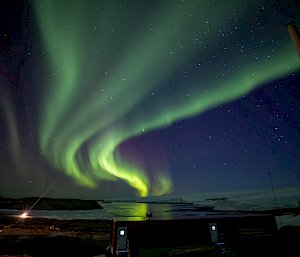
[1,187,299,227]
[0,202,212,221]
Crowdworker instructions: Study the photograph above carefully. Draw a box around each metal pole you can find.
[268,170,282,228]
[268,170,278,208]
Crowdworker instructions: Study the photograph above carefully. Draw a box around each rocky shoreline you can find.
[0,196,102,210]
[0,215,110,257]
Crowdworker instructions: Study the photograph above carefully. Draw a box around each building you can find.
[108,214,278,257]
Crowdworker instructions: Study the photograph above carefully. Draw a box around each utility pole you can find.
[268,170,282,227]
[268,170,279,208]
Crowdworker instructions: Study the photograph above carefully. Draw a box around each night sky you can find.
[0,0,299,199]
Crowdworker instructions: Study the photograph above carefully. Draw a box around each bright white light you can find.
[20,212,28,218]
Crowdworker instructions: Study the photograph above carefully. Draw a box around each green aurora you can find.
[33,0,299,197]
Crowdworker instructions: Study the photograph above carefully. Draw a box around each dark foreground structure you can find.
[109,214,279,257]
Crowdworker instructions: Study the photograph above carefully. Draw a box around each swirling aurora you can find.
[1,0,299,198]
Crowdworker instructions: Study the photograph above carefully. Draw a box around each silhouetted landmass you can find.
[206,197,228,201]
[0,196,102,210]
[210,207,300,216]
[251,207,300,216]
[136,198,192,204]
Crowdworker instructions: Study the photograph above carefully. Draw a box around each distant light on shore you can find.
[20,212,28,219]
